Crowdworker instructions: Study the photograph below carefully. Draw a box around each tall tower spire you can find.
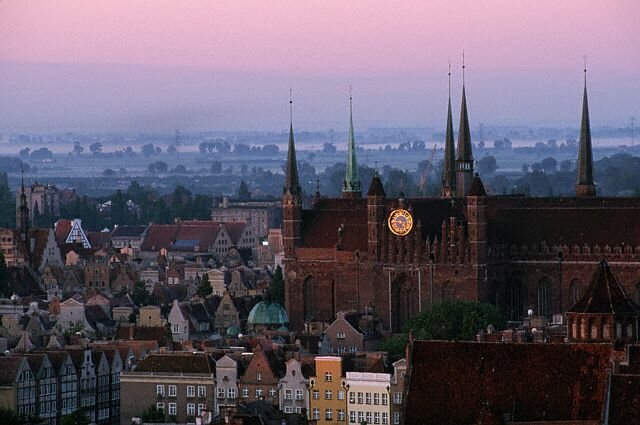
[576,58,596,197]
[441,61,456,197]
[456,52,474,197]
[17,168,29,242]
[343,86,362,199]
[284,89,301,198]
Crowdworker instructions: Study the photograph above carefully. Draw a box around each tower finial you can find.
[462,50,465,86]
[583,55,587,85]
[448,58,452,98]
[289,88,293,124]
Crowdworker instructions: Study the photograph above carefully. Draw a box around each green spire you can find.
[284,92,301,197]
[343,89,362,196]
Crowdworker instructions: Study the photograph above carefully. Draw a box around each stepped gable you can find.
[404,341,613,425]
[134,352,215,374]
[569,260,640,314]
[301,198,368,251]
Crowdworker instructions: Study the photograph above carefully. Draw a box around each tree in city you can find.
[541,157,558,174]
[198,273,212,298]
[141,405,166,423]
[270,265,285,306]
[89,142,103,154]
[477,155,498,175]
[61,410,90,425]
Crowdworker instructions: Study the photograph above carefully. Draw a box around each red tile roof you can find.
[404,341,614,425]
[54,219,72,244]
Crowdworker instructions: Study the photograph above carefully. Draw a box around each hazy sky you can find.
[0,1,638,132]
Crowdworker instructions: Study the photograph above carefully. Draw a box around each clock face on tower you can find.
[388,208,413,236]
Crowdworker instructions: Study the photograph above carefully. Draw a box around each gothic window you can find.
[392,275,417,332]
[569,279,581,307]
[506,276,522,322]
[303,277,315,321]
[537,277,551,317]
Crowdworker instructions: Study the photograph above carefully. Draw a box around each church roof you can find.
[468,173,487,196]
[366,175,385,197]
[568,260,640,315]
[247,300,289,326]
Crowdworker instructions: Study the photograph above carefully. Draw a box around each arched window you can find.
[506,276,522,322]
[537,277,551,317]
[569,279,581,307]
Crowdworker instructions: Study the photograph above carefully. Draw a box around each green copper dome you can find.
[247,300,289,326]
[226,325,240,337]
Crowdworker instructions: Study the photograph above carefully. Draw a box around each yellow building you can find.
[309,356,347,424]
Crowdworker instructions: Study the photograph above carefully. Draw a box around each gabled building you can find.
[25,353,57,425]
[214,354,239,414]
[69,349,98,423]
[322,310,382,355]
[389,359,406,425]
[238,343,284,406]
[47,351,79,419]
[213,291,241,337]
[345,371,391,425]
[278,357,310,416]
[110,225,149,250]
[55,219,91,249]
[308,356,348,425]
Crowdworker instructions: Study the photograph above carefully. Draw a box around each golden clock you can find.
[388,208,413,236]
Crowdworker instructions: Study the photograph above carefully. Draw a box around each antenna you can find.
[583,55,587,84]
[448,58,451,98]
[289,88,293,124]
[462,50,466,86]
[349,85,353,116]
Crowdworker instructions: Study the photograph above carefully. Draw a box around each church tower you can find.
[575,65,596,197]
[342,90,362,199]
[455,57,474,197]
[17,171,29,243]
[282,93,303,258]
[441,64,456,197]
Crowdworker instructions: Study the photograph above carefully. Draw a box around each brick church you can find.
[282,74,640,335]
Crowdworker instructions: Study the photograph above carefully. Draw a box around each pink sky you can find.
[0,1,638,131]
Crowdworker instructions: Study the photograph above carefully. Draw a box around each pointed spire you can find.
[284,90,301,197]
[342,86,362,198]
[576,58,596,197]
[455,52,474,197]
[441,61,456,196]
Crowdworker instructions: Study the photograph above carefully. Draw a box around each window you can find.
[338,390,345,400]
[156,385,165,396]
[269,388,276,398]
[186,403,195,416]
[349,392,356,403]
[217,388,225,398]
[358,412,364,423]
[394,411,400,424]
[393,392,402,404]
[325,409,333,420]
[374,412,380,424]
[382,412,389,424]
[312,408,320,420]
[537,277,551,317]
[156,402,164,411]
[295,389,303,400]
[374,393,380,405]
[285,389,293,400]
[325,390,332,400]
[284,406,293,413]
[256,373,262,381]
[349,346,357,353]
[228,388,236,399]
[198,386,206,398]
[172,324,179,333]
[313,390,319,400]
[168,403,176,416]
[338,409,346,421]
[168,385,176,397]
[186,386,195,397]
[197,403,204,415]
[242,388,249,398]
[366,392,372,404]
[325,371,333,382]
[336,332,346,339]
[357,392,364,404]
[256,388,263,398]
[350,411,356,423]
[366,412,372,424]
[295,407,302,414]
[382,393,388,405]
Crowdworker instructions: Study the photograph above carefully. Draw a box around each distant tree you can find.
[521,163,530,175]
[147,161,168,174]
[155,146,162,155]
[89,142,103,154]
[61,410,90,425]
[224,166,233,175]
[541,157,558,174]
[270,265,284,306]
[167,144,177,154]
[72,142,84,156]
[30,148,53,160]
[477,155,498,175]
[238,180,251,201]
[103,168,117,177]
[198,274,212,298]
[210,161,222,174]
[172,164,187,174]
[131,281,150,306]
[322,143,337,154]
[234,143,251,155]
[18,148,30,158]
[560,159,572,173]
[141,144,157,157]
[118,168,127,176]
[262,144,279,155]
[124,146,135,156]
[531,163,543,173]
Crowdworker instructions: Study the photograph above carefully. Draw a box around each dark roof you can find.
[114,325,172,348]
[87,231,111,248]
[404,341,613,425]
[569,260,640,315]
[134,353,215,374]
[188,303,211,323]
[0,357,25,384]
[111,225,149,238]
[366,175,385,197]
[468,173,487,196]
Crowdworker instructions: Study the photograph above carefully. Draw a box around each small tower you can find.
[282,92,303,258]
[367,173,386,260]
[342,89,362,199]
[441,63,456,197]
[17,170,29,243]
[455,54,474,197]
[576,62,596,197]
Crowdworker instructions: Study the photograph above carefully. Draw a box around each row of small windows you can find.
[156,384,207,398]
[156,402,205,416]
[348,391,389,405]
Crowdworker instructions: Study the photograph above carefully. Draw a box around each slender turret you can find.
[576,63,596,197]
[441,63,456,197]
[455,53,474,197]
[342,89,362,198]
[283,91,303,258]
